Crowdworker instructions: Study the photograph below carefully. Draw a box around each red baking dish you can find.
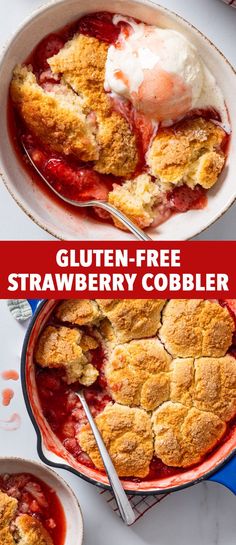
[21,300,236,495]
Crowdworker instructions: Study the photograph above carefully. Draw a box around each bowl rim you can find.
[0,455,84,545]
[20,299,236,495]
[0,0,236,241]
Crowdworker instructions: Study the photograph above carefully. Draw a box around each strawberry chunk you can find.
[133,110,156,155]
[46,518,56,530]
[45,159,109,202]
[33,34,64,70]
[24,141,111,204]
[77,12,120,44]
[30,500,42,513]
[167,184,207,212]
[63,438,82,458]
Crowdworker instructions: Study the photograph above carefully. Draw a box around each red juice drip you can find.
[0,413,21,431]
[76,12,121,44]
[1,370,19,381]
[1,389,14,407]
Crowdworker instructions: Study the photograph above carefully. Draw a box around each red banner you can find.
[0,241,235,299]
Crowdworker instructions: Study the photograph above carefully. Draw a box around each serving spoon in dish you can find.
[76,389,136,526]
[22,143,152,241]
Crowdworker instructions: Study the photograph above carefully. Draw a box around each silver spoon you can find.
[76,389,136,526]
[22,143,152,241]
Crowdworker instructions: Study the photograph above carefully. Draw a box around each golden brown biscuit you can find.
[35,325,98,386]
[10,65,98,162]
[96,299,166,344]
[106,338,171,410]
[55,299,101,326]
[79,334,99,352]
[0,527,15,545]
[0,491,17,530]
[78,403,153,477]
[147,117,226,189]
[193,356,236,421]
[49,34,138,176]
[152,401,226,467]
[15,514,53,545]
[0,492,53,545]
[170,356,236,421]
[193,151,226,188]
[159,300,234,357]
[108,174,160,231]
[95,110,138,177]
[0,491,17,545]
[49,34,109,115]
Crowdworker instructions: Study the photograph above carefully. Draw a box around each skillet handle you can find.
[208,456,236,494]
[27,299,43,314]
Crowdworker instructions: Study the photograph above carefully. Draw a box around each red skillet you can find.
[21,300,236,495]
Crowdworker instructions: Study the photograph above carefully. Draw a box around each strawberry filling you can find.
[167,184,207,212]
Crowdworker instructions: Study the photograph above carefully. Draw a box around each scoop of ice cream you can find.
[105,17,204,122]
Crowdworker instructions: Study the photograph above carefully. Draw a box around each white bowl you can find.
[0,457,84,545]
[0,0,236,241]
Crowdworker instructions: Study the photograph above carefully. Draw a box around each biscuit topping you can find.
[78,403,154,477]
[152,402,226,467]
[34,299,236,476]
[48,34,139,177]
[106,338,171,410]
[55,299,102,326]
[35,325,98,386]
[147,117,226,190]
[159,299,234,357]
[96,298,166,343]
[10,66,98,162]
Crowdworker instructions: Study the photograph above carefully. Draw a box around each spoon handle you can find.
[77,391,136,526]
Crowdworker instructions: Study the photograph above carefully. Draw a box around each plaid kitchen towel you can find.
[7,299,33,321]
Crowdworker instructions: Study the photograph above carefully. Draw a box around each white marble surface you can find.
[0,297,236,545]
[0,0,236,239]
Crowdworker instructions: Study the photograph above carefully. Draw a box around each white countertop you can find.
[0,296,236,545]
[0,0,236,240]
